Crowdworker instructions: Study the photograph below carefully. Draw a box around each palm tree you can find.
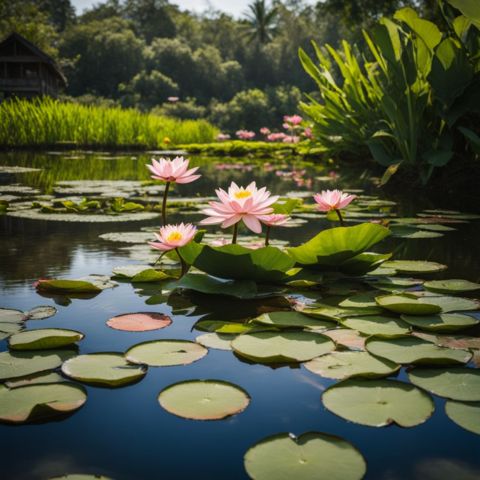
[243,0,279,44]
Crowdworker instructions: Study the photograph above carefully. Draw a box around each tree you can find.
[40,0,76,31]
[243,0,279,44]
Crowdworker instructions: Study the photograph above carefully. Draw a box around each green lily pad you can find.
[381,260,447,274]
[0,308,25,323]
[112,265,170,283]
[301,304,382,322]
[375,294,442,315]
[320,329,367,351]
[401,313,480,332]
[106,312,172,332]
[61,353,147,387]
[195,333,235,351]
[251,311,334,330]
[368,276,424,292]
[341,315,410,336]
[390,226,444,239]
[100,231,154,244]
[0,382,87,424]
[304,351,399,380]
[179,242,296,283]
[445,400,480,434]
[6,371,65,388]
[7,209,158,222]
[0,349,76,380]
[339,293,379,309]
[232,331,335,364]
[412,332,480,350]
[287,223,390,270]
[408,368,480,401]
[194,320,258,334]
[8,328,84,350]
[424,279,480,294]
[244,432,366,480]
[366,336,472,365]
[35,275,117,293]
[322,379,434,427]
[126,340,208,367]
[412,294,480,313]
[25,305,58,320]
[158,380,250,420]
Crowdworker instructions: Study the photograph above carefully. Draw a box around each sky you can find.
[72,0,272,18]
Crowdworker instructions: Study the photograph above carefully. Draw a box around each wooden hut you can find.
[0,32,67,99]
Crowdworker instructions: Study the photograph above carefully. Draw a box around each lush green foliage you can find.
[0,98,218,147]
[300,1,480,183]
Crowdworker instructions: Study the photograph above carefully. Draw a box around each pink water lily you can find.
[283,114,303,126]
[236,130,256,140]
[260,127,271,135]
[149,223,197,252]
[200,181,278,239]
[146,156,200,184]
[313,190,356,212]
[259,213,290,227]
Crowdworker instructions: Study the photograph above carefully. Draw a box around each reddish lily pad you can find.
[106,312,172,332]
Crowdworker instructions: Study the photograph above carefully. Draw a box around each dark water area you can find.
[0,151,479,480]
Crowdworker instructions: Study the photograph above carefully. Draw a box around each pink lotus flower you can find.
[267,132,286,142]
[313,190,356,212]
[259,213,290,227]
[236,130,256,140]
[283,135,300,144]
[260,127,271,135]
[149,223,197,252]
[217,133,231,141]
[200,181,279,234]
[146,156,200,184]
[283,114,303,125]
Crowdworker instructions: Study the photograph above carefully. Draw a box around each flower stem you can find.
[161,181,170,226]
[232,223,238,244]
[335,209,344,226]
[265,226,271,246]
[176,248,188,278]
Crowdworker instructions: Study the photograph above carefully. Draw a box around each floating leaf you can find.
[232,331,334,364]
[194,320,258,334]
[0,349,76,380]
[375,294,442,315]
[106,312,172,332]
[445,400,480,435]
[244,432,366,480]
[0,308,25,323]
[158,380,250,420]
[36,275,117,293]
[0,383,87,424]
[304,351,399,380]
[401,313,479,332]
[341,315,410,336]
[322,379,434,427]
[6,371,65,388]
[320,329,367,351]
[9,328,84,350]
[424,279,480,294]
[126,340,208,367]
[411,293,480,312]
[25,305,57,320]
[61,353,147,387]
[366,336,472,365]
[390,226,444,239]
[339,293,379,309]
[413,332,480,350]
[112,265,170,283]
[381,260,447,274]
[195,333,235,351]
[408,368,480,401]
[251,311,334,330]
[100,231,154,244]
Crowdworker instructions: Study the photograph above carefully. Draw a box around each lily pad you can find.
[244,432,366,480]
[49,475,112,480]
[195,333,235,351]
[408,368,480,401]
[0,349,76,380]
[25,305,57,320]
[8,328,84,350]
[7,209,158,222]
[0,383,87,424]
[5,371,65,388]
[304,351,399,380]
[381,260,447,274]
[411,294,480,313]
[112,265,170,283]
[106,312,172,332]
[231,331,335,364]
[158,380,250,420]
[366,336,472,365]
[424,279,480,294]
[61,353,147,387]
[36,275,117,293]
[401,313,479,332]
[251,311,334,330]
[339,293,379,309]
[0,308,25,323]
[375,294,442,315]
[445,400,480,434]
[126,340,208,367]
[322,379,434,427]
[341,315,410,336]
[320,329,367,351]
[194,320,258,334]
[100,232,154,244]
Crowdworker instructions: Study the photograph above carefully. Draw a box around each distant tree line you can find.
[0,0,441,131]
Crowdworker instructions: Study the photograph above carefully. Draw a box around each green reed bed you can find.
[0,97,218,148]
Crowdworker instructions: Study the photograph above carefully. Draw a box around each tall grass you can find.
[0,97,218,148]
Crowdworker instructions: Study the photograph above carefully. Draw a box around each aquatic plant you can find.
[314,189,357,225]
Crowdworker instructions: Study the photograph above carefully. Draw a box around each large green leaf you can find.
[179,242,296,283]
[244,432,366,480]
[287,224,390,270]
[445,400,480,434]
[375,294,442,315]
[447,0,480,29]
[9,328,84,350]
[401,313,479,332]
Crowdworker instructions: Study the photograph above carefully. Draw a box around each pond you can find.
[0,151,479,480]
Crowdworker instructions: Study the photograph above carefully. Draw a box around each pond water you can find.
[0,151,479,480]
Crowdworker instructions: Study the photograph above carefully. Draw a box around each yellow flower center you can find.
[167,231,183,242]
[234,190,252,199]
